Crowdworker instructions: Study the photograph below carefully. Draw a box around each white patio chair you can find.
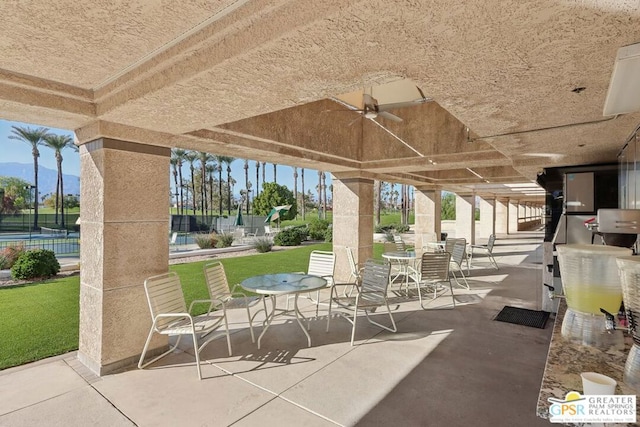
[263,225,278,237]
[326,259,397,345]
[288,250,335,315]
[415,252,455,309]
[445,237,470,273]
[345,246,364,296]
[393,234,406,251]
[469,234,499,270]
[203,262,266,344]
[138,271,231,380]
[449,239,470,289]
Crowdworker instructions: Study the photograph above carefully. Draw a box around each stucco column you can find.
[478,196,495,237]
[414,188,441,249]
[508,199,520,234]
[495,198,508,235]
[332,176,374,283]
[78,138,170,375]
[455,193,475,244]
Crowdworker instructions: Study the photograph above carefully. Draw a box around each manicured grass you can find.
[0,242,356,370]
[0,276,80,370]
[172,242,333,309]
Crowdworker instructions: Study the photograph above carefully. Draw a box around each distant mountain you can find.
[0,162,80,197]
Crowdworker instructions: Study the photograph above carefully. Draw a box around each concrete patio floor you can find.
[0,232,553,427]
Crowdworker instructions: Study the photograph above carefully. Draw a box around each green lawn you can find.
[0,241,387,371]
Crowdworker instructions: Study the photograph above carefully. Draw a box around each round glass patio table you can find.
[240,273,327,349]
[381,251,418,290]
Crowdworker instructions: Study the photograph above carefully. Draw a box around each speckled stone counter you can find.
[537,299,639,425]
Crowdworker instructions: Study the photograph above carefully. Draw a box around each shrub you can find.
[308,219,330,240]
[293,225,309,241]
[10,249,60,280]
[274,228,303,246]
[374,223,410,233]
[0,243,26,270]
[216,232,234,248]
[324,226,332,243]
[252,237,273,253]
[394,224,410,233]
[374,224,392,233]
[194,233,218,249]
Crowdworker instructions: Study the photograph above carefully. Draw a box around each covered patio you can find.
[1,1,640,413]
[1,234,551,426]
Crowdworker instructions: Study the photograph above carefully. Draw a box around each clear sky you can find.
[0,119,330,201]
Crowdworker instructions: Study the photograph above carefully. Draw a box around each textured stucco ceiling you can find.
[2,0,640,201]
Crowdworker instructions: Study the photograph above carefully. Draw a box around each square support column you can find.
[495,198,508,235]
[332,176,374,283]
[455,193,475,244]
[414,188,441,250]
[78,138,170,375]
[508,199,520,234]
[478,196,495,237]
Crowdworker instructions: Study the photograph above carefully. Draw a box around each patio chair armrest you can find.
[188,298,226,314]
[152,312,194,329]
[153,312,192,321]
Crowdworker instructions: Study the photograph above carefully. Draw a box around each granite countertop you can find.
[537,299,639,426]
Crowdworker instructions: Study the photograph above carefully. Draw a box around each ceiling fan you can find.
[334,86,432,123]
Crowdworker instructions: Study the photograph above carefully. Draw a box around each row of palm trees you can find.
[170,149,334,221]
[169,147,413,225]
[8,126,76,229]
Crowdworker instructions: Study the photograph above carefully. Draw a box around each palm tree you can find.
[184,151,198,215]
[205,163,215,220]
[255,161,260,197]
[273,163,277,184]
[293,167,298,219]
[244,159,250,214]
[198,152,212,222]
[9,126,49,229]
[262,161,266,185]
[211,155,226,215]
[321,172,327,220]
[374,180,381,225]
[170,151,180,214]
[317,170,323,217]
[42,134,75,227]
[224,157,236,215]
[301,168,305,220]
[172,149,187,215]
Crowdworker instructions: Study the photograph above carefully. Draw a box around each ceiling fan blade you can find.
[378,98,433,111]
[377,111,403,122]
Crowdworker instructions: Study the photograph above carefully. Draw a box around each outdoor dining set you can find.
[138,234,499,379]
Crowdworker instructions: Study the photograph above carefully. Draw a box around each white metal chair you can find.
[345,246,364,296]
[138,272,231,380]
[203,262,266,344]
[263,225,278,237]
[415,252,455,309]
[469,234,499,270]
[393,234,406,251]
[288,250,335,315]
[449,238,470,289]
[326,259,397,345]
[445,237,470,273]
